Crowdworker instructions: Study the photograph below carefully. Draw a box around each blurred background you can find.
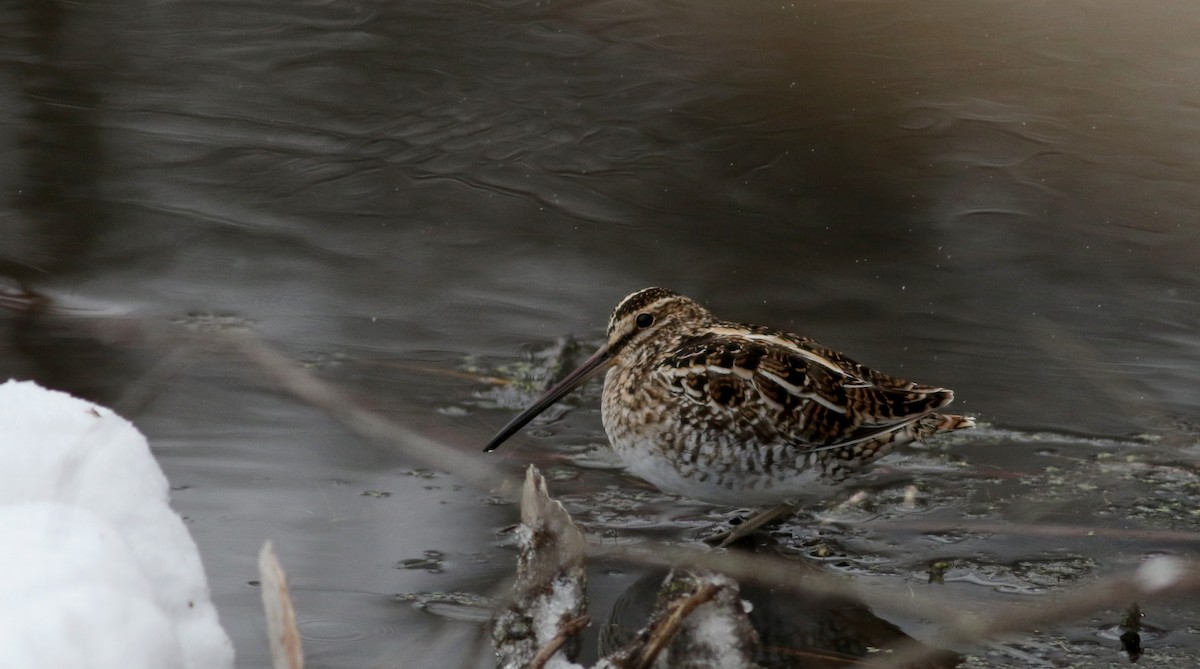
[1,1,1198,667]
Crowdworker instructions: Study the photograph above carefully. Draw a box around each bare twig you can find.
[259,541,304,669]
[195,330,1200,668]
[588,542,1200,655]
[866,519,1200,545]
[373,361,513,386]
[873,558,1200,669]
[627,583,721,669]
[709,503,797,546]
[529,615,591,669]
[219,331,505,491]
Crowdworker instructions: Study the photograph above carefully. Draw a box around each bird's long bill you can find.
[483,343,613,452]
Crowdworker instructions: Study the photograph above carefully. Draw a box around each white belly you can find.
[609,434,825,506]
[600,398,828,506]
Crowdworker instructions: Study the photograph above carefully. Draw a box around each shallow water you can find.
[1,1,1198,667]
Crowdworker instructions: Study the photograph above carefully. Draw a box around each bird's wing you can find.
[657,327,953,447]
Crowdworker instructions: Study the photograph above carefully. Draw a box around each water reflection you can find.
[3,2,109,282]
[602,567,962,669]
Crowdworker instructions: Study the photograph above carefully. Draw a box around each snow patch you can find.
[0,380,234,669]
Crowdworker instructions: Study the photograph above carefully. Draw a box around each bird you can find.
[484,287,974,540]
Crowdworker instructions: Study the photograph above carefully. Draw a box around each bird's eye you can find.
[635,313,654,328]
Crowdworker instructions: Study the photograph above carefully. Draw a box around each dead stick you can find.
[863,519,1200,544]
[529,615,591,669]
[220,331,503,490]
[628,583,721,669]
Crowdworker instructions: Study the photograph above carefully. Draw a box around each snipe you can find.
[485,288,973,538]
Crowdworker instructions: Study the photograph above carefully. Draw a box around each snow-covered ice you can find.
[0,379,234,669]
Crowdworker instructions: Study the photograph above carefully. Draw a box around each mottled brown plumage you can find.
[485,288,973,506]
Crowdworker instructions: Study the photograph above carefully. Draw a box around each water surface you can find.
[1,1,1198,667]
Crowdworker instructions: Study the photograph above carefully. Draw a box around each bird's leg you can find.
[704,503,798,547]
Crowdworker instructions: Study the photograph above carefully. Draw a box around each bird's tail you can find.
[915,413,975,439]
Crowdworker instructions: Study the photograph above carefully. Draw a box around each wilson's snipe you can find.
[485,288,973,514]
